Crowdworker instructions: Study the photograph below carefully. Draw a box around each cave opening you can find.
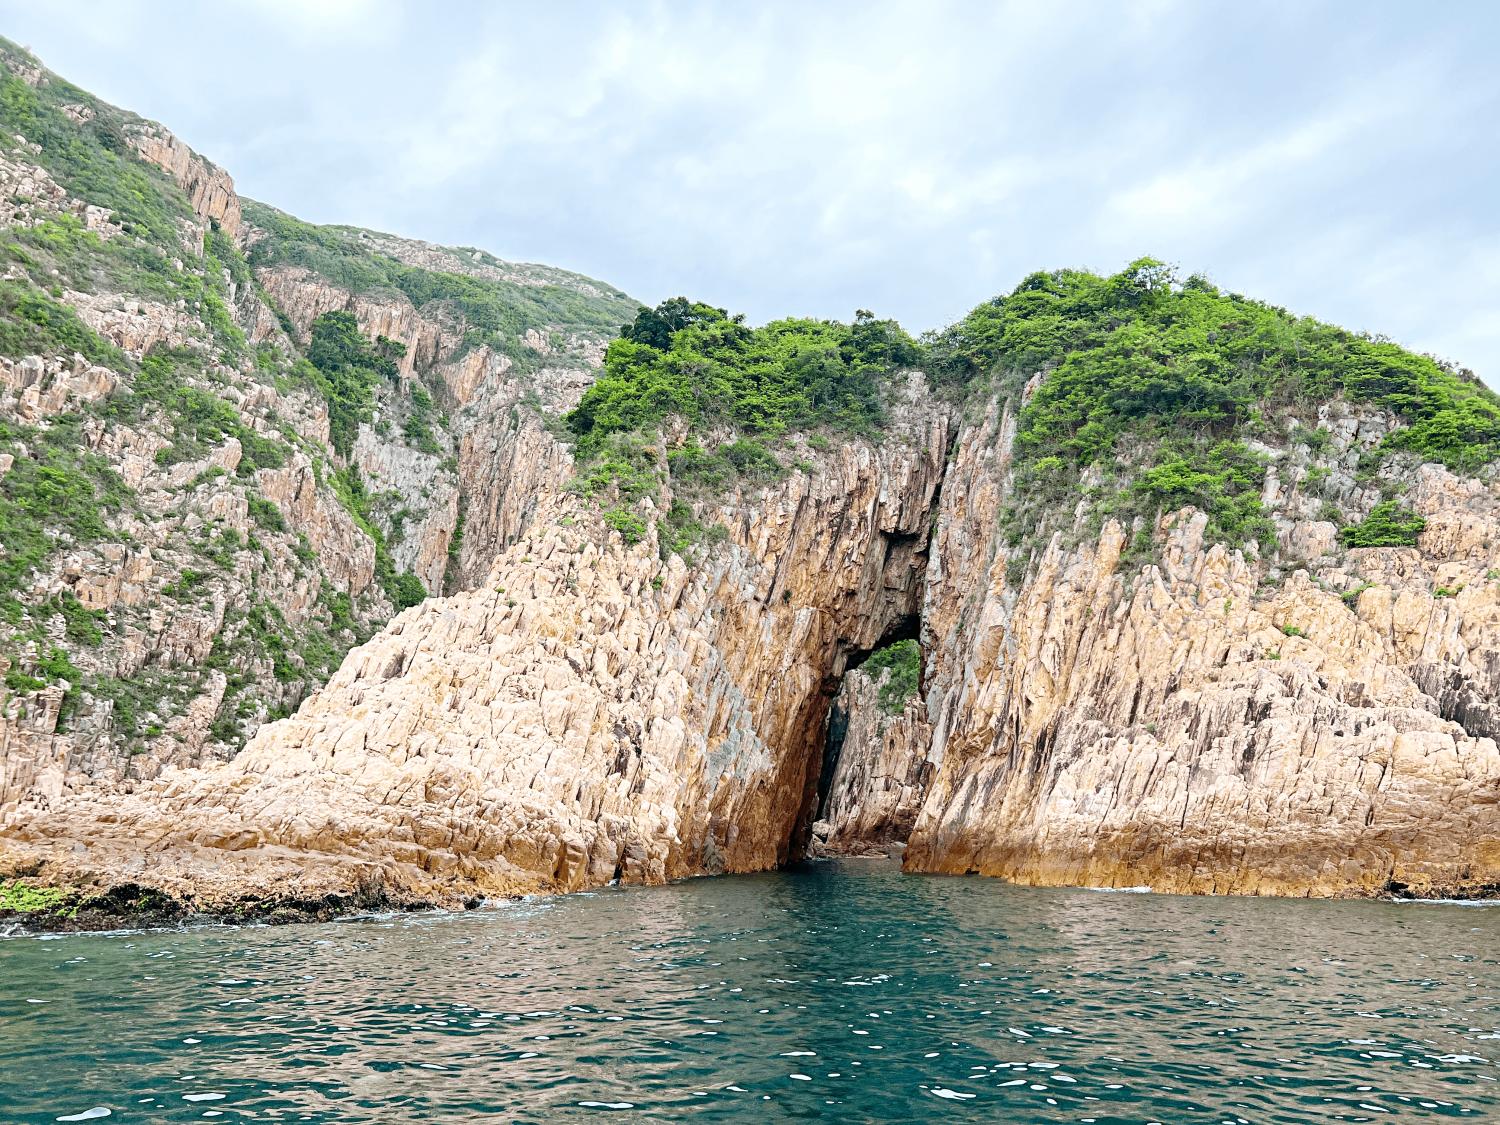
[788,611,926,862]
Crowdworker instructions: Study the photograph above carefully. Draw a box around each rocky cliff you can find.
[902,398,1500,899]
[0,39,634,820]
[1,42,1498,923]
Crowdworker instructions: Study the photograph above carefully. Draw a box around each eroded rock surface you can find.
[900,402,1500,898]
[813,664,934,855]
[2,384,951,909]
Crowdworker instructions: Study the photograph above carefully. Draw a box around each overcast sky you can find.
[5,1,1496,382]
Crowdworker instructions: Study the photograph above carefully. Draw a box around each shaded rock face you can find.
[812,664,934,854]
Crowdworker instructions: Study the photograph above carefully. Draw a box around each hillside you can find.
[1,40,1498,924]
[0,36,637,800]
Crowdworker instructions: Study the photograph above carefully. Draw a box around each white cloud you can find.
[228,0,402,44]
[0,0,1495,381]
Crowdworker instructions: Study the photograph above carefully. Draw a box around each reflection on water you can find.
[2,857,1497,1122]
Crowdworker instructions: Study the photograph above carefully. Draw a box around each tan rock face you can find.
[1,383,950,908]
[6,372,1499,908]
[127,123,241,239]
[900,406,1500,899]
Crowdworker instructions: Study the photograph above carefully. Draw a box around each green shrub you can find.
[305,311,397,457]
[862,638,922,715]
[565,300,917,536]
[603,507,648,545]
[4,666,44,693]
[50,590,104,645]
[392,572,427,609]
[1339,501,1426,548]
[928,257,1499,564]
[247,495,286,532]
[658,501,726,558]
[0,417,131,612]
[402,384,442,453]
[568,303,915,460]
[0,279,127,367]
[163,567,208,599]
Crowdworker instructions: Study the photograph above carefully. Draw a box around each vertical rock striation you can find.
[813,664,934,853]
[1,380,953,907]
[900,404,1500,898]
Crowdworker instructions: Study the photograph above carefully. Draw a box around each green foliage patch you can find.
[0,416,131,615]
[861,638,922,716]
[241,199,637,368]
[566,300,920,550]
[106,347,287,471]
[328,464,427,609]
[304,310,400,457]
[931,258,1500,565]
[0,278,127,368]
[0,43,191,246]
[1338,501,1426,548]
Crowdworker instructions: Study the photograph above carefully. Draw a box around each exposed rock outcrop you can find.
[127,122,241,239]
[812,664,934,854]
[12,365,1496,911]
[1,380,952,909]
[901,402,1500,898]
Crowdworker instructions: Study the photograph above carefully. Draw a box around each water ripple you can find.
[2,860,1497,1122]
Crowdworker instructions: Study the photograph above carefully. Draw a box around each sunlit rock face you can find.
[901,402,1500,900]
[8,371,1499,911]
[2,379,954,911]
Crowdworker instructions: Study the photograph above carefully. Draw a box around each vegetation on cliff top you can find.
[241,199,638,369]
[570,269,1495,559]
[930,258,1498,559]
[565,298,921,551]
[0,39,191,246]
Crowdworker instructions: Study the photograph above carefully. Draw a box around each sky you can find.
[4,1,1497,383]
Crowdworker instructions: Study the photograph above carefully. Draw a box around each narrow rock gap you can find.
[815,612,923,823]
[782,416,956,866]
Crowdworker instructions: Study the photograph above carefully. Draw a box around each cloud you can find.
[228,0,402,45]
[1,0,1496,382]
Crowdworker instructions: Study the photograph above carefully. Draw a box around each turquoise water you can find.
[1,858,1497,1123]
